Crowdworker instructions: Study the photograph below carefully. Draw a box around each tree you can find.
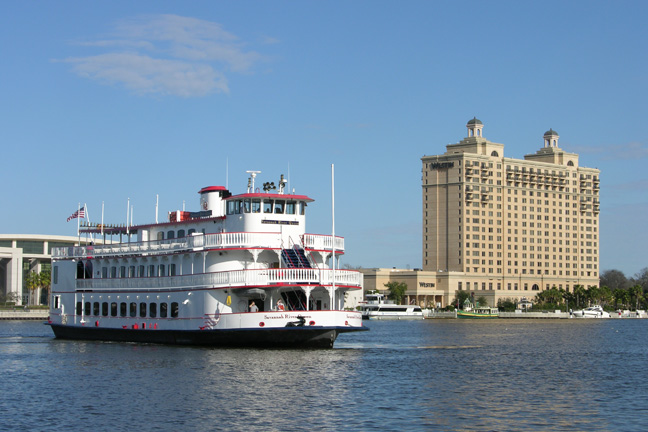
[476,296,488,307]
[630,268,648,293]
[600,269,629,291]
[613,288,628,309]
[384,281,407,305]
[452,291,470,309]
[39,269,51,305]
[25,271,40,306]
[628,285,643,311]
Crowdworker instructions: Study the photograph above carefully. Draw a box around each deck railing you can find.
[75,268,362,291]
[53,232,345,259]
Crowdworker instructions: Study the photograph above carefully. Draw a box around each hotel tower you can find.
[419,118,600,304]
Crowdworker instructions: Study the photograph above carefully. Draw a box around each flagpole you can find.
[76,202,81,242]
[101,201,104,237]
[84,203,92,243]
[331,164,335,310]
[126,198,130,236]
[156,195,159,224]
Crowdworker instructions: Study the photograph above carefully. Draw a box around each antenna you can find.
[246,171,261,193]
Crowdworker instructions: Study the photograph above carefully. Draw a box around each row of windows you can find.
[226,199,306,216]
[100,264,178,279]
[75,301,179,318]
[157,228,204,241]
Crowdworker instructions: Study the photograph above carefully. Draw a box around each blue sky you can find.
[1,1,646,277]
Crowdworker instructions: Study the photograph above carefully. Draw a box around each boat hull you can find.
[457,311,499,319]
[362,314,424,320]
[48,323,367,349]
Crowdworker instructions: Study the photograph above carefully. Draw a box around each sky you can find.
[1,1,647,277]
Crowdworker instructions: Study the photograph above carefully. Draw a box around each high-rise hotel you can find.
[421,118,600,302]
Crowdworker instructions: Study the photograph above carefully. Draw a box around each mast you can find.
[331,164,335,310]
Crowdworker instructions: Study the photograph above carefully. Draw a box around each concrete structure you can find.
[363,118,600,309]
[0,235,98,306]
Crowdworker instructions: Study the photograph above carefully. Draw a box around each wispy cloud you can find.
[607,178,648,191]
[569,141,648,161]
[60,14,267,97]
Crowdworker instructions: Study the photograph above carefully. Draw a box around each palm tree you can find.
[25,271,39,306]
[39,269,51,305]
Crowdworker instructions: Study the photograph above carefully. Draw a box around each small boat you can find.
[571,305,610,318]
[456,304,499,319]
[359,293,424,320]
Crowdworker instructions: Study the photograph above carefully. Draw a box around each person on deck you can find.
[249,301,258,313]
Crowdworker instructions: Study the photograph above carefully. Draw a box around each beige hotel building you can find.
[362,118,600,308]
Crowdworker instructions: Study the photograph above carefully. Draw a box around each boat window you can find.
[128,266,135,278]
[300,202,306,215]
[102,267,108,278]
[160,302,168,318]
[157,232,164,240]
[130,302,137,317]
[111,302,118,317]
[252,200,261,213]
[263,200,273,213]
[169,263,176,276]
[149,303,157,318]
[138,265,145,277]
[84,302,91,316]
[274,200,285,214]
[93,302,99,315]
[53,266,58,284]
[177,229,185,238]
[171,302,179,318]
[243,199,251,213]
[167,231,175,239]
[76,302,82,316]
[158,264,165,277]
[286,201,296,215]
[77,261,85,279]
[85,261,93,278]
[140,302,147,318]
[119,266,126,278]
[188,229,195,235]
[148,265,155,277]
[110,267,117,278]
[102,302,108,316]
[120,302,127,317]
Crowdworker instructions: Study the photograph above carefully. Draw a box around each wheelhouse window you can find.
[286,201,296,215]
[300,202,306,215]
[274,200,285,214]
[252,200,261,213]
[167,231,175,239]
[243,199,251,213]
[263,200,273,213]
[177,229,185,238]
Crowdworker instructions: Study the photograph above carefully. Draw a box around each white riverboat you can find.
[48,172,366,348]
[571,305,611,318]
[359,293,424,320]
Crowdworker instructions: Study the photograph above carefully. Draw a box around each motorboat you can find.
[571,305,610,318]
[359,293,424,320]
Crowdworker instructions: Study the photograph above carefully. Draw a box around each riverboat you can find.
[571,305,610,318]
[359,293,424,320]
[47,171,366,348]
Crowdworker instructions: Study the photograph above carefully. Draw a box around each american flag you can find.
[67,207,86,222]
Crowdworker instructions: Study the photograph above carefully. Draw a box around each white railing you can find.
[52,232,345,259]
[303,234,344,252]
[75,268,363,290]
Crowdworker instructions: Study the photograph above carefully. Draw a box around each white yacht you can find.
[359,293,424,320]
[48,171,366,348]
[571,305,611,318]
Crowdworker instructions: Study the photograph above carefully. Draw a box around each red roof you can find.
[198,186,228,194]
[225,192,313,202]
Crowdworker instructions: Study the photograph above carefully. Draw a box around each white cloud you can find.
[62,14,267,97]
[569,141,648,161]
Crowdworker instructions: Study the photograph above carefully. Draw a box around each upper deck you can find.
[51,232,345,260]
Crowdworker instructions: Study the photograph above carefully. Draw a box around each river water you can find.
[1,319,646,431]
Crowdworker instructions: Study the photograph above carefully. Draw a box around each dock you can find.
[0,309,49,320]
